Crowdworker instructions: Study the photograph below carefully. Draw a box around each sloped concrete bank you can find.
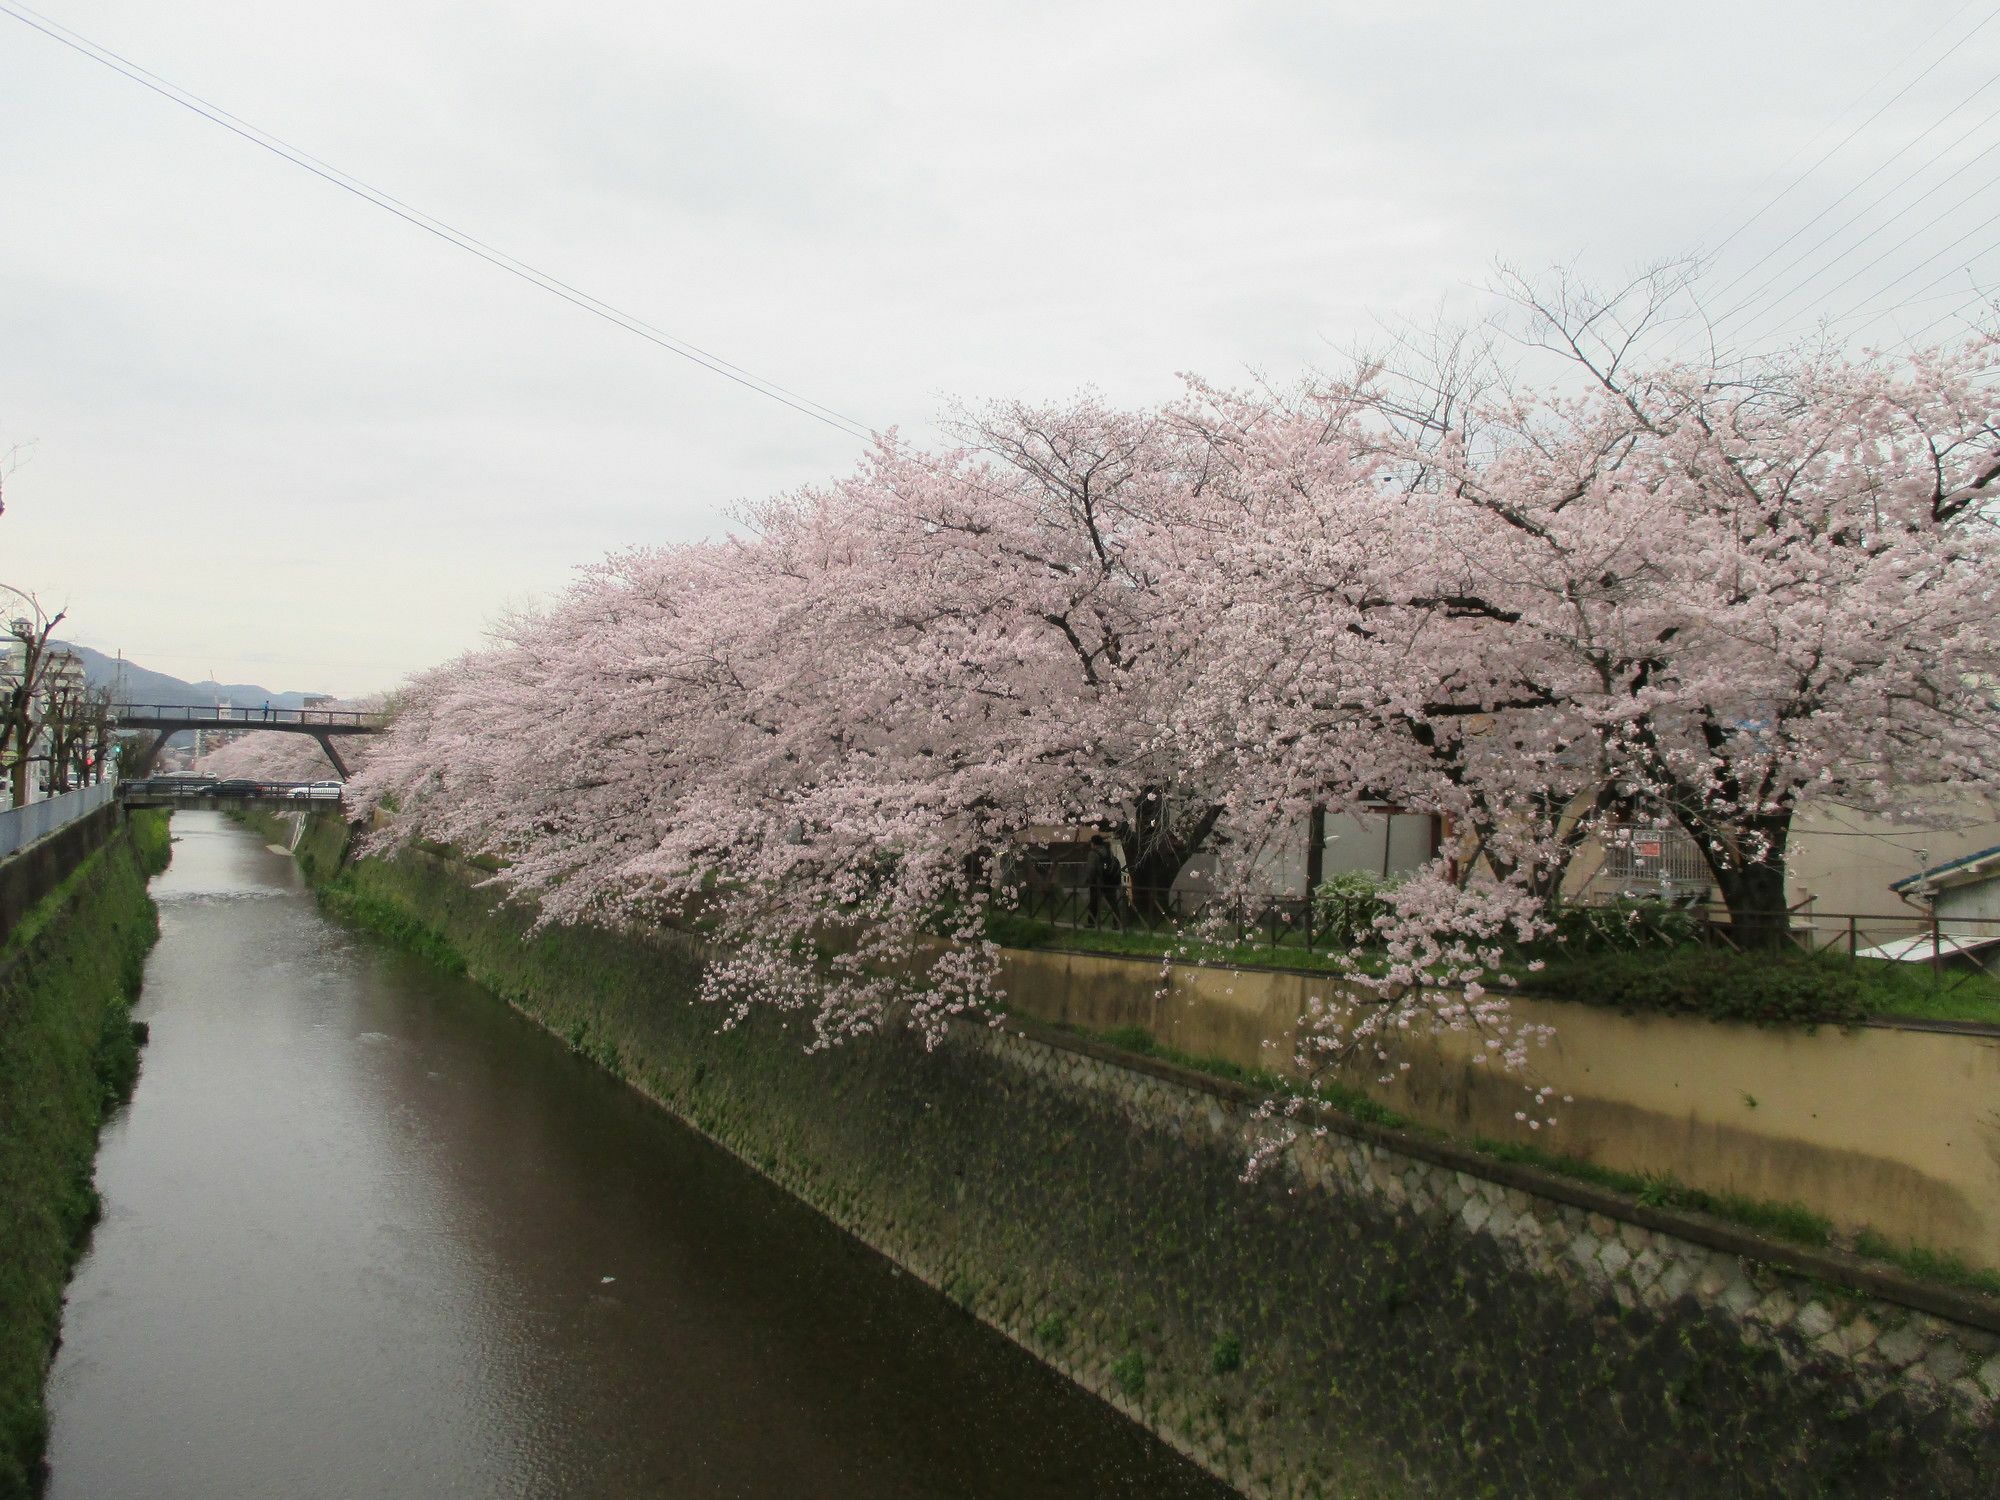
[0,800,119,940]
[0,813,165,1500]
[295,822,1999,1500]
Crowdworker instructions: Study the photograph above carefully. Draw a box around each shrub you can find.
[1311,871,1396,949]
[1541,897,1704,955]
[1528,948,1866,1027]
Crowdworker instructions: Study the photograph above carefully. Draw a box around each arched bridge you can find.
[112,703,386,779]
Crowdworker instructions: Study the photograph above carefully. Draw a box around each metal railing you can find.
[108,703,384,729]
[119,779,344,803]
[1009,881,2000,984]
[0,780,116,860]
[1754,908,2000,967]
[1595,826,1713,894]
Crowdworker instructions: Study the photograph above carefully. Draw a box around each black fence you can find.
[1008,880,2000,983]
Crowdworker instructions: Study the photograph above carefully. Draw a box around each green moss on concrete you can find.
[0,828,162,1500]
[1060,1018,1845,1255]
[1467,1137,1835,1249]
[290,812,352,888]
[124,809,172,879]
[1853,1233,2000,1300]
[305,841,1999,1500]
[317,863,466,976]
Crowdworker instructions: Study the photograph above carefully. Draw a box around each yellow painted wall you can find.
[998,946,2000,1271]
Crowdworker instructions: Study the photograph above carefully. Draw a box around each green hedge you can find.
[1526,947,1869,1026]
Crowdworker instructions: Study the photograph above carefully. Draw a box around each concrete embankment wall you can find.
[0,814,164,1500]
[310,831,1999,1500]
[1002,949,2000,1272]
[0,801,120,943]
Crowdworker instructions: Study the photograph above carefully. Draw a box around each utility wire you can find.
[1699,84,2000,331]
[1695,2,2000,265]
[0,1,882,445]
[0,5,1123,538]
[1805,192,2000,323]
[1678,0,1978,254]
[1899,280,1998,346]
[1817,275,1989,332]
[1712,154,2000,341]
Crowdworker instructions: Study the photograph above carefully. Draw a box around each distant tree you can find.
[39,658,96,793]
[1,591,66,806]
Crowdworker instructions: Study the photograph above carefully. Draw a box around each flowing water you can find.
[45,813,1235,1499]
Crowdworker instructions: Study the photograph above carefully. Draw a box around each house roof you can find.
[1890,842,2000,894]
[1853,930,2000,963]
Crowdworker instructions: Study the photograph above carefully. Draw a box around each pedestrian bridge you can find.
[112,703,384,778]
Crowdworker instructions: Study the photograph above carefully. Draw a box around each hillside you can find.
[61,643,326,711]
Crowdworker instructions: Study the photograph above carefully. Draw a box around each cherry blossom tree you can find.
[1355,272,2000,944]
[349,299,1999,1088]
[356,396,1247,1044]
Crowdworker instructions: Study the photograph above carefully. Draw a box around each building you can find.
[1878,843,2000,974]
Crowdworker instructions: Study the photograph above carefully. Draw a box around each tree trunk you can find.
[1119,791,1223,921]
[6,726,25,808]
[1699,814,1794,951]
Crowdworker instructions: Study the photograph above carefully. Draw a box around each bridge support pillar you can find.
[311,734,351,780]
[128,731,171,778]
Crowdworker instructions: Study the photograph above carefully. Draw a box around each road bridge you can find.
[117,783,345,811]
[112,703,384,778]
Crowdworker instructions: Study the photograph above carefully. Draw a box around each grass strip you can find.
[990,914,2000,1027]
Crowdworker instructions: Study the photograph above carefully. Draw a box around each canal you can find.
[45,814,1236,1498]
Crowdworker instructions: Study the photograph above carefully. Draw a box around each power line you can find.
[1699,84,2000,331]
[0,5,1148,541]
[1816,274,1990,332]
[1679,0,1980,253]
[1695,3,2000,265]
[1713,154,2000,341]
[0,2,882,445]
[1806,195,2000,323]
[1898,281,1998,346]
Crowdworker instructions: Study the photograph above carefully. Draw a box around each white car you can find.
[287,781,344,800]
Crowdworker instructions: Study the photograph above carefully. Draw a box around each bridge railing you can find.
[119,780,344,802]
[108,703,385,729]
[0,780,117,861]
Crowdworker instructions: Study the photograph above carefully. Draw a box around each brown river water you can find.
[44,813,1236,1499]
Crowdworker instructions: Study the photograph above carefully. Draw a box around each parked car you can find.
[287,781,344,800]
[137,775,217,796]
[206,779,266,797]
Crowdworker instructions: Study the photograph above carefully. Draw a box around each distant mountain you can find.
[61,643,327,710]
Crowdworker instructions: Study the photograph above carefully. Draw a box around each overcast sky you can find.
[2,1,1994,694]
